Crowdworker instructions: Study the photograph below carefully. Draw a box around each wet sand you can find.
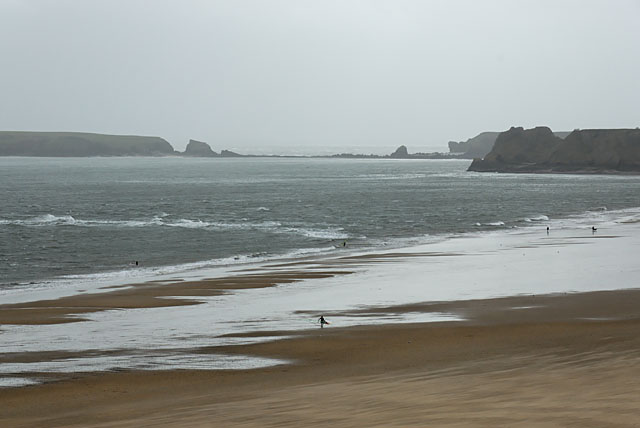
[2,289,640,427]
[0,270,353,325]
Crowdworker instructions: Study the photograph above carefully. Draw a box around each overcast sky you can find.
[1,0,639,153]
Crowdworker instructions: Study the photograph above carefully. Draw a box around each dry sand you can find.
[2,287,640,427]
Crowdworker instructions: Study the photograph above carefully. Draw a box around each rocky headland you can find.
[468,127,640,174]
[448,130,570,159]
[0,131,176,157]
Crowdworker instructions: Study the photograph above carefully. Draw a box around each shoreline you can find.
[2,219,640,369]
[4,203,637,305]
[3,204,639,300]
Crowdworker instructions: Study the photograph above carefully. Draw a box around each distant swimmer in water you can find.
[592,226,597,233]
[135,260,139,266]
[318,315,329,328]
[546,226,549,234]
[343,241,347,247]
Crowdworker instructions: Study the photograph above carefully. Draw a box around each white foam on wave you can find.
[0,214,159,228]
[475,221,505,227]
[165,219,209,229]
[555,206,640,229]
[0,214,349,240]
[524,215,549,222]
[283,226,348,240]
[0,214,78,226]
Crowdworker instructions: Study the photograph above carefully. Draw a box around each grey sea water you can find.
[1,157,640,288]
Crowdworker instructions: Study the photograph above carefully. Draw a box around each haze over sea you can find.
[2,156,640,292]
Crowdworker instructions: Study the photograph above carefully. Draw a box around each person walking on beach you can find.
[318,315,329,328]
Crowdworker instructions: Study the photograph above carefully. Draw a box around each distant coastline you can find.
[3,128,640,175]
[0,131,461,160]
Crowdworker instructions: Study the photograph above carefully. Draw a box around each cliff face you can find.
[449,130,570,159]
[483,127,563,164]
[468,128,640,173]
[549,129,640,170]
[0,132,175,157]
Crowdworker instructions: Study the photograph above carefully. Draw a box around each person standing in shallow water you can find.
[318,315,328,328]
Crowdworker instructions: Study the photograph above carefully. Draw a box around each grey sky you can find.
[1,0,639,153]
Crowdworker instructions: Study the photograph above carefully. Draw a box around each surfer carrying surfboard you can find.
[318,315,329,328]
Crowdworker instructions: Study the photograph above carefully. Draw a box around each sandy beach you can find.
[3,287,640,426]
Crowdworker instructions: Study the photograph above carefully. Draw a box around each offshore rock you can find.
[183,139,218,157]
[390,145,409,158]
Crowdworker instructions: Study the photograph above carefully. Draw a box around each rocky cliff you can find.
[449,130,570,159]
[183,139,218,157]
[0,132,176,157]
[468,127,640,173]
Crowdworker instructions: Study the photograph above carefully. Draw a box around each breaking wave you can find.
[523,215,549,222]
[1,244,340,298]
[475,221,505,227]
[0,214,349,239]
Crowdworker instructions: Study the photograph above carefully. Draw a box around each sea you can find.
[2,156,640,291]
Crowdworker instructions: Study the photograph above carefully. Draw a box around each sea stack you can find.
[183,139,218,157]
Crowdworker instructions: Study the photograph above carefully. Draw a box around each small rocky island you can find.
[468,127,640,174]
